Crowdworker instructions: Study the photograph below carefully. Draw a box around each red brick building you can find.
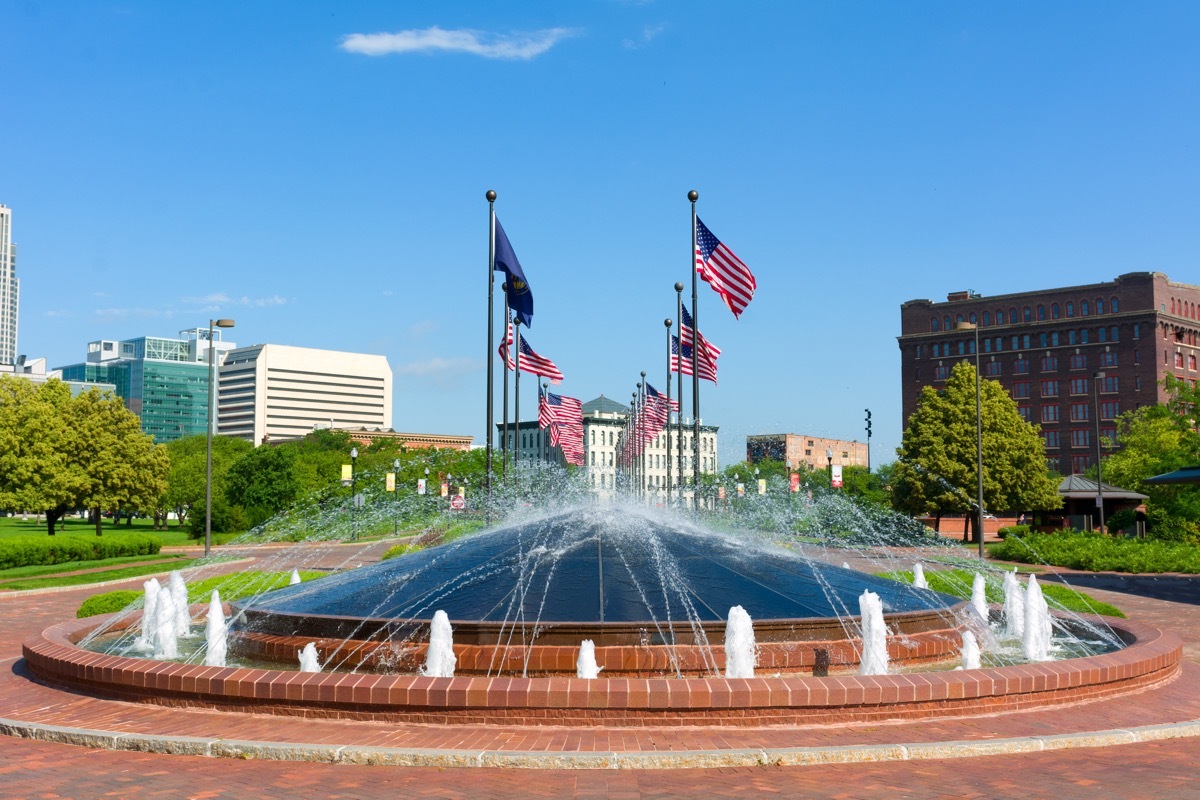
[898,272,1200,476]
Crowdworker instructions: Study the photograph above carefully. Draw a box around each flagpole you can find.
[539,384,545,466]
[486,190,496,513]
[674,283,684,512]
[639,372,647,501]
[514,318,521,481]
[501,299,510,476]
[688,190,700,510]
[664,317,673,507]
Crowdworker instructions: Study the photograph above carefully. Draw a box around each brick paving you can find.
[1,545,1199,798]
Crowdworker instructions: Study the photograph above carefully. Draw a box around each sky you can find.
[1,1,1197,469]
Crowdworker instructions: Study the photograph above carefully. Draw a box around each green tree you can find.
[893,361,1061,539]
[1100,376,1200,541]
[0,377,87,534]
[71,389,170,535]
[161,434,253,530]
[225,445,300,527]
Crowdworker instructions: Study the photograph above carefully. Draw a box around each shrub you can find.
[1104,509,1137,535]
[991,530,1200,573]
[0,535,162,571]
[76,590,141,619]
[996,525,1030,540]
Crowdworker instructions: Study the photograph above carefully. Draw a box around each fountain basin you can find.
[23,610,1181,726]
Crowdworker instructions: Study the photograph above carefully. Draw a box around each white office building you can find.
[501,394,719,500]
[217,344,392,444]
[0,205,20,366]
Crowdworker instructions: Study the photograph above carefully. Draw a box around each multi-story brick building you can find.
[745,434,869,472]
[898,272,1200,475]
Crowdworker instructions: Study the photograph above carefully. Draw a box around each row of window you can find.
[920,326,1133,359]
[1170,297,1199,320]
[928,351,1124,380]
[930,297,1122,332]
[1172,352,1200,371]
[1011,376,1120,398]
[1039,428,1117,449]
[1038,400,1121,422]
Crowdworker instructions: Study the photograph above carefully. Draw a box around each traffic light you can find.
[865,408,872,438]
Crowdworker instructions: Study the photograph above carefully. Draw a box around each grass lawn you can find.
[879,568,1125,618]
[0,559,201,592]
[0,553,189,582]
[0,515,241,547]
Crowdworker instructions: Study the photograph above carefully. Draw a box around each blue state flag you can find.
[494,216,533,327]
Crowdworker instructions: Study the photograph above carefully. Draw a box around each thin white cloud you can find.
[182,293,231,306]
[623,23,666,49]
[237,295,286,308]
[395,356,481,390]
[340,26,577,60]
[407,320,437,339]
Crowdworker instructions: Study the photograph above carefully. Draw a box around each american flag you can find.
[671,335,718,384]
[499,331,564,383]
[550,421,585,465]
[540,391,582,428]
[636,384,675,449]
[679,305,723,361]
[695,216,755,319]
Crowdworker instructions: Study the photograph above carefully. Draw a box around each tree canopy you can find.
[892,361,1060,533]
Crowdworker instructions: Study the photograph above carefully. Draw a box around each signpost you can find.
[450,495,466,510]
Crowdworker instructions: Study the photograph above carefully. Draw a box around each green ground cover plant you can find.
[0,553,187,581]
[77,569,325,618]
[990,530,1200,573]
[380,520,487,561]
[3,559,200,592]
[880,568,1125,618]
[0,533,162,570]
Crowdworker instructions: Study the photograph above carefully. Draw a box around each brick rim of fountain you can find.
[21,610,1182,727]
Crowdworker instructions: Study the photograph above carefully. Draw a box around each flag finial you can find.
[486,189,496,202]
[675,281,684,292]
[687,190,698,202]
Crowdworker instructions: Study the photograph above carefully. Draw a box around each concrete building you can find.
[498,394,719,499]
[57,328,237,442]
[746,434,869,472]
[0,204,19,366]
[0,357,115,397]
[217,344,392,444]
[898,272,1200,475]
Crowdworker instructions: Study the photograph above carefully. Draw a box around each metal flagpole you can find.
[688,190,701,509]
[632,390,640,497]
[675,282,684,508]
[664,317,673,506]
[639,372,647,500]
[539,384,545,466]
[514,318,521,479]
[501,298,510,475]
[486,190,496,509]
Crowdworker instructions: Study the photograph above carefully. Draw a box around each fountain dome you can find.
[231,506,965,673]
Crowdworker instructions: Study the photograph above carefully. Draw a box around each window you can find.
[1069,402,1089,422]
[1068,353,1086,370]
[985,361,1002,376]
[1043,430,1061,448]
[1101,426,1117,445]
[944,316,952,331]
[1112,298,1119,313]
[1011,335,1020,350]
[1039,333,1048,348]
[1100,401,1120,420]
[1069,378,1089,395]
[1081,300,1090,316]
[984,338,992,353]
[969,312,977,324]
[1101,375,1119,393]
[1023,306,1032,322]
[1110,326,1119,342]
[1068,330,1078,345]
[1011,381,1031,399]
[1041,380,1059,397]
[1041,405,1060,423]
[1051,332,1060,346]
[1051,303,1060,319]
[1134,349,1140,365]
[1133,323,1140,339]
[1013,358,1030,374]
[1072,455,1092,473]
[957,341,966,356]
[1096,298,1105,315]
[590,451,595,466]
[982,311,991,326]
[1080,328,1089,344]
[1017,405,1031,421]
[1099,351,1117,368]
[1191,355,1198,371]
[1098,327,1107,343]
[590,429,595,445]
[1023,334,1032,349]
[994,337,1003,352]
[1175,351,1184,368]
[957,313,964,324]
[1037,305,1046,321]
[1071,429,1091,448]
[1010,307,1018,324]
[997,309,1006,325]
[1067,302,1075,318]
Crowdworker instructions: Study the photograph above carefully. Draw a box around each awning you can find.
[1143,466,1200,485]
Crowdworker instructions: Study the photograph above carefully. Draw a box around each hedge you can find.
[0,535,161,571]
[76,570,325,617]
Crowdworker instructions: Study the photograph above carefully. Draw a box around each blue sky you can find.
[2,1,1197,468]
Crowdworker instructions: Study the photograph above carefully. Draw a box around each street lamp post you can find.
[1094,371,1106,533]
[754,466,760,497]
[957,320,985,559]
[350,447,358,541]
[826,448,833,486]
[424,466,430,528]
[204,318,234,559]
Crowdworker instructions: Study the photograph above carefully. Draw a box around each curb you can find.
[2,716,1198,770]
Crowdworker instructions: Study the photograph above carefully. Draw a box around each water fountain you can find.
[204,590,227,668]
[723,605,757,678]
[22,486,1182,727]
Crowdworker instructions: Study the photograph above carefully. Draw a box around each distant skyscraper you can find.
[0,204,20,366]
